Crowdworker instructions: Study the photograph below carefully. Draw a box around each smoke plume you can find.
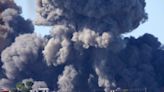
[0,0,34,53]
[0,0,34,88]
[57,65,78,92]
[35,0,147,34]
[0,0,164,92]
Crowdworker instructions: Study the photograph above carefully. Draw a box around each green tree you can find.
[16,82,25,90]
[16,82,29,92]
[25,81,34,90]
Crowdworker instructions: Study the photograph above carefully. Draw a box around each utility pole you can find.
[144,88,147,92]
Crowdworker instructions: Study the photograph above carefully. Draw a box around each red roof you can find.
[1,88,9,92]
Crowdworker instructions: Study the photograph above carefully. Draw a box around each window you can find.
[38,90,42,92]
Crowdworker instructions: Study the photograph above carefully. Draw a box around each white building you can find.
[30,88,49,92]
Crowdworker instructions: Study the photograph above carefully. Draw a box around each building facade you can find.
[30,88,49,92]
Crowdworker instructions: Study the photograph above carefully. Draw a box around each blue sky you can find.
[14,0,164,43]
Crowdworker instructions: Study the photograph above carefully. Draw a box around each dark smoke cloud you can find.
[57,65,78,92]
[0,0,34,53]
[0,0,20,12]
[99,34,162,92]
[1,33,45,79]
[0,33,46,87]
[0,0,34,88]
[72,28,111,48]
[43,25,72,66]
[0,0,164,92]
[36,0,147,34]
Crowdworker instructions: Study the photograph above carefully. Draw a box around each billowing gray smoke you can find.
[0,0,164,92]
[35,0,147,34]
[0,0,34,53]
[57,65,78,92]
[0,0,34,88]
[1,33,45,79]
